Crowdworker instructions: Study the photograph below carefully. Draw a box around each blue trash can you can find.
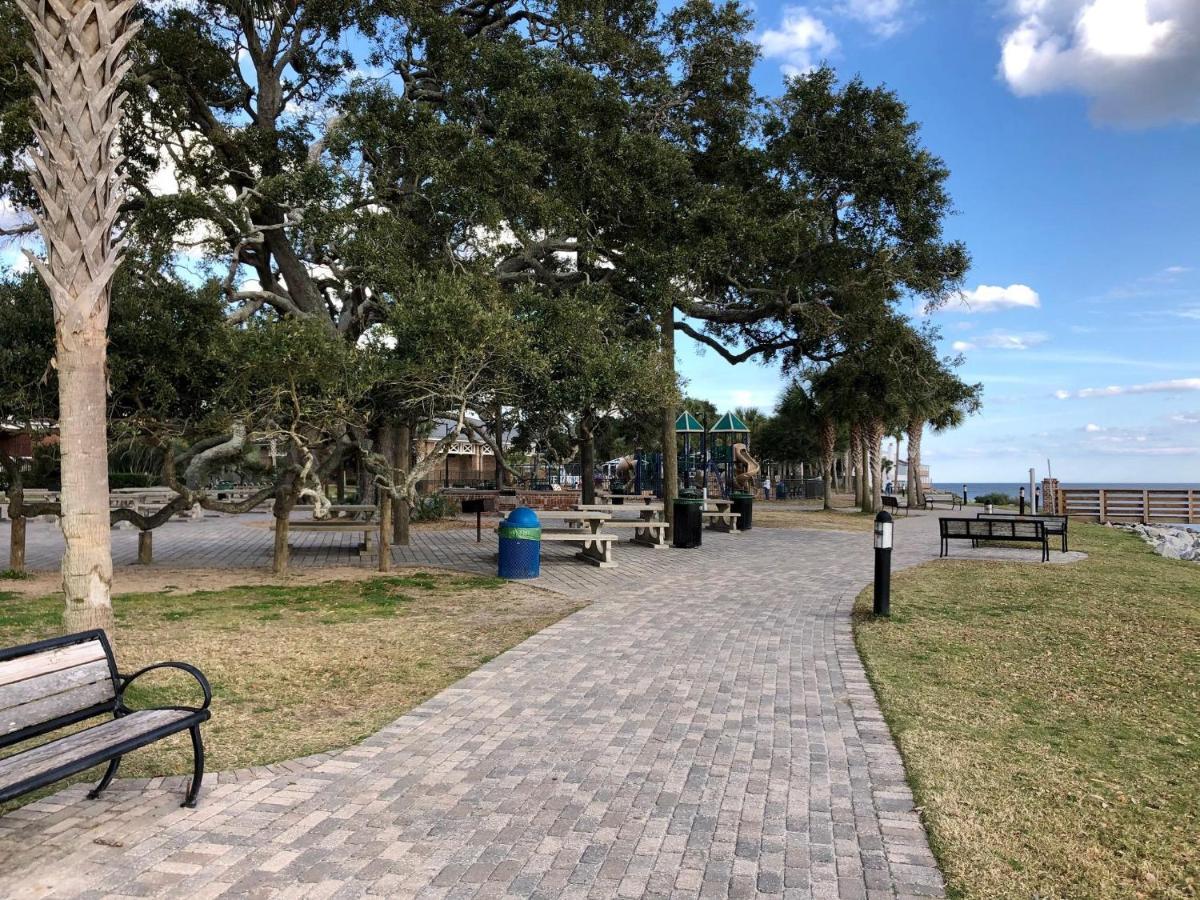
[497,507,541,579]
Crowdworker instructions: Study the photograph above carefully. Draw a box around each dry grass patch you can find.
[0,571,581,787]
[854,523,1199,898]
[755,506,875,532]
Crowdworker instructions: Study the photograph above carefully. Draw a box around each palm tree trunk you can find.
[819,417,836,511]
[19,0,141,633]
[849,422,863,509]
[907,417,924,509]
[867,419,885,514]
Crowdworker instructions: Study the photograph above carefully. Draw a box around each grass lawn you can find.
[854,523,1199,898]
[0,570,581,796]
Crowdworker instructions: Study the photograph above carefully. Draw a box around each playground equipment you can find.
[733,443,760,493]
[708,412,750,496]
[675,412,704,489]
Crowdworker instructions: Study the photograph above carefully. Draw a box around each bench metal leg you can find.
[183,725,205,808]
[87,756,121,800]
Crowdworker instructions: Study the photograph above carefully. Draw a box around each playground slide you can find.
[732,443,760,493]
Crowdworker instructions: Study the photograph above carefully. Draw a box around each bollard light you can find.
[1019,486,1026,516]
[873,509,893,617]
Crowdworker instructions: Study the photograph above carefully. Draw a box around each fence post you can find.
[1143,489,1149,524]
[1099,489,1107,522]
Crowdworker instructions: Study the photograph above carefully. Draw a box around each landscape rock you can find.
[1114,522,1200,562]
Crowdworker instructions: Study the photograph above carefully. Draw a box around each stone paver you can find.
[0,508,1076,898]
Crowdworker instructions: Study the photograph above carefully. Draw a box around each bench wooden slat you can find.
[0,709,193,791]
[0,640,107,688]
[1,679,115,736]
[0,659,113,712]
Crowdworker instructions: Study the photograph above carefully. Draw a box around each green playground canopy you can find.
[674,412,705,433]
[709,411,749,434]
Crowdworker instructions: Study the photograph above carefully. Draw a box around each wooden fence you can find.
[1054,488,1199,523]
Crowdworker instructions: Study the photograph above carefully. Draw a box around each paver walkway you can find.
[0,510,1072,898]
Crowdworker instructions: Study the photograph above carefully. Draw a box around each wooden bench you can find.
[978,512,1068,552]
[939,517,1047,562]
[882,495,909,517]
[925,491,963,510]
[276,519,375,552]
[701,510,742,533]
[0,630,211,808]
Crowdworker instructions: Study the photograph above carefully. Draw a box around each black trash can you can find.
[731,491,754,531]
[672,497,703,548]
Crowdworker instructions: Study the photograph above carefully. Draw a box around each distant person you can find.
[762,476,772,500]
[885,480,893,495]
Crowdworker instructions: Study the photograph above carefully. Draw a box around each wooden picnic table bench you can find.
[0,630,211,809]
[275,518,376,552]
[925,491,963,510]
[324,504,377,521]
[977,512,1068,552]
[939,517,1047,561]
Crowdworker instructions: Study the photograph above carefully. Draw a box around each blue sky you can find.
[678,0,1200,482]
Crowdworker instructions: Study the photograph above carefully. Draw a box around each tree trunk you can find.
[580,422,596,505]
[394,423,411,546]
[867,419,885,514]
[849,423,864,510]
[273,516,290,575]
[819,417,836,511]
[493,396,505,488]
[660,307,678,539]
[59,335,114,633]
[18,0,139,635]
[137,530,152,565]
[336,466,346,503]
[378,491,392,573]
[907,417,924,509]
[9,515,26,574]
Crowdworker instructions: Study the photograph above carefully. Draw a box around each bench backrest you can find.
[977,512,1067,529]
[941,518,1044,539]
[0,630,119,749]
[882,496,900,509]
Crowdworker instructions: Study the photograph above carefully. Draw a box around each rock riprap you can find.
[1116,523,1200,562]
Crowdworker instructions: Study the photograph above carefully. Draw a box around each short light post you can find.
[1019,486,1026,515]
[962,483,968,506]
[873,510,893,617]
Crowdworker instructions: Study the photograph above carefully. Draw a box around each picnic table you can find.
[702,499,741,533]
[522,511,618,567]
[573,504,669,549]
[324,504,377,521]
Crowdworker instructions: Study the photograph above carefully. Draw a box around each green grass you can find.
[0,572,582,805]
[854,523,1200,898]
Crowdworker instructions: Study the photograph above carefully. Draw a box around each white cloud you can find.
[836,0,910,37]
[950,283,1041,312]
[999,0,1200,126]
[982,331,1050,351]
[759,7,839,76]
[1057,377,1200,399]
[952,340,975,352]
[1083,423,1104,432]
[1171,412,1200,424]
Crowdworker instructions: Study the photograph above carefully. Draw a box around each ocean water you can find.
[934,483,1200,500]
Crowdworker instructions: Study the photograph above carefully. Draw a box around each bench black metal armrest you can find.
[118,662,212,713]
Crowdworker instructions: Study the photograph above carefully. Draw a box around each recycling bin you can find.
[497,507,541,579]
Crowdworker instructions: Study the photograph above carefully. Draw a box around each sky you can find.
[677,0,1200,483]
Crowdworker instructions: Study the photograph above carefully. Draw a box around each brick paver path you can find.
[0,509,1072,898]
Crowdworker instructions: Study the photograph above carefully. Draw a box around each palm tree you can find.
[17,0,139,633]
[904,362,982,509]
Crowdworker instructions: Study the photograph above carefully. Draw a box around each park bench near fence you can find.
[882,495,910,517]
[939,517,1048,562]
[977,511,1069,552]
[924,490,963,510]
[0,630,212,809]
